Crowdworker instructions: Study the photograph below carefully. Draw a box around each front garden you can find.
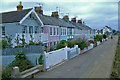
[56,34,107,51]
[2,51,44,79]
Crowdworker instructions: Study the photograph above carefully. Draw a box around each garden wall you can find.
[2,45,44,55]
[2,45,44,67]
[2,53,42,67]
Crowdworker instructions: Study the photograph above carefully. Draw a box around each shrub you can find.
[103,34,107,39]
[2,40,8,49]
[56,43,65,50]
[74,38,87,50]
[66,40,74,48]
[60,40,66,44]
[89,40,94,44]
[94,35,103,42]
[38,54,44,65]
[15,51,26,60]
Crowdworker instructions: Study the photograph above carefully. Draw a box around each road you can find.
[36,36,118,78]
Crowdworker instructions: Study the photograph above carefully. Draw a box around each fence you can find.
[2,45,44,55]
[44,47,67,69]
[87,43,94,50]
[67,45,79,59]
[44,45,80,69]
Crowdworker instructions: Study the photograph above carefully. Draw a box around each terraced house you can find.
[0,2,96,50]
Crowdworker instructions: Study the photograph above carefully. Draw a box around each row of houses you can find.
[0,2,96,50]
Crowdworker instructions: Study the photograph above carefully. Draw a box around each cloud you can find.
[0,1,118,30]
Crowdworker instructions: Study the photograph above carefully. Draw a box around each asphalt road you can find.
[36,36,118,78]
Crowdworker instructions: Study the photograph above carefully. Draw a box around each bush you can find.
[38,54,44,65]
[66,40,74,48]
[60,40,66,44]
[15,51,26,60]
[56,43,65,50]
[89,40,94,44]
[74,38,87,50]
[94,35,103,42]
[103,34,107,39]
[2,40,8,49]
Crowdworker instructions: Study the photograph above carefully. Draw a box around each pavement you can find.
[35,36,118,78]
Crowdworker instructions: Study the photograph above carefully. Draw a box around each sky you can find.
[0,0,119,30]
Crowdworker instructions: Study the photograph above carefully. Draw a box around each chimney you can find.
[78,19,82,24]
[63,15,69,21]
[35,6,43,15]
[83,21,86,25]
[71,17,76,22]
[17,1,23,11]
[51,11,59,19]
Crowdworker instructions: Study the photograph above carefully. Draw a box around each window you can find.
[54,42,56,45]
[65,29,66,35]
[35,26,39,33]
[50,27,52,35]
[41,27,43,33]
[29,26,33,33]
[70,28,72,35]
[2,26,5,35]
[22,26,27,33]
[90,30,91,34]
[57,28,59,35]
[54,27,56,35]
[50,42,52,46]
[61,29,62,35]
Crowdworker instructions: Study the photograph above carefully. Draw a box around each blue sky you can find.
[0,0,119,30]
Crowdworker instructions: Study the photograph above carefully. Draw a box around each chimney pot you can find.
[17,1,23,11]
[78,19,82,24]
[63,15,69,21]
[35,6,43,15]
[71,17,76,22]
[51,11,59,19]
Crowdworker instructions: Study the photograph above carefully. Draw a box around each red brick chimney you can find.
[51,11,59,19]
[78,19,82,24]
[71,17,76,22]
[17,1,23,11]
[35,6,43,15]
[63,15,69,21]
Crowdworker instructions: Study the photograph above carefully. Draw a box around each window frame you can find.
[2,26,5,35]
[50,27,52,35]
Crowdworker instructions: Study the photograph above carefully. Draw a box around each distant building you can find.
[103,26,112,35]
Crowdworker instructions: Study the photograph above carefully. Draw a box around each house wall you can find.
[43,25,60,48]
[3,23,22,39]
